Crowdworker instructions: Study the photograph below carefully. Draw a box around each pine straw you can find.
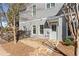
[57,42,75,56]
[1,38,75,56]
[1,41,35,56]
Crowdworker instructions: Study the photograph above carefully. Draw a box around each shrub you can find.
[67,36,73,41]
[64,37,73,46]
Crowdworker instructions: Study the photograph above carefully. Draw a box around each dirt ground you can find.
[0,37,75,56]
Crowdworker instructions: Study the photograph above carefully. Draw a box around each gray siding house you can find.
[19,3,68,41]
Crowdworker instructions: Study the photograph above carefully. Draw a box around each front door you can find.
[50,24,58,40]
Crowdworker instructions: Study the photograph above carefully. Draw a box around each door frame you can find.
[50,22,58,40]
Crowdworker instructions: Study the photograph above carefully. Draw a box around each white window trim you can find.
[46,3,55,9]
[47,3,51,9]
[32,5,36,16]
[51,3,55,8]
[33,25,36,34]
[40,25,44,34]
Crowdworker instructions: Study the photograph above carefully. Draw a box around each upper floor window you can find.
[33,5,36,16]
[47,3,51,8]
[51,3,55,7]
[47,3,55,9]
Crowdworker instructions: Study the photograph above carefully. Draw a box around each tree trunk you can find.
[0,17,3,38]
[63,3,79,56]
[76,3,79,56]
[76,29,79,55]
[13,15,16,44]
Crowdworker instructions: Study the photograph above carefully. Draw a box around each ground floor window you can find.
[33,25,36,34]
[40,25,44,34]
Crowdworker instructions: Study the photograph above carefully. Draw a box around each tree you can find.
[0,4,6,38]
[62,3,79,56]
[7,3,26,43]
[76,3,79,56]
[7,4,18,43]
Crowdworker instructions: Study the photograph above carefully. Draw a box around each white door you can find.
[50,24,58,40]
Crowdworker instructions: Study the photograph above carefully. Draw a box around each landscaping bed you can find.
[20,38,75,56]
[2,41,35,56]
[0,38,75,56]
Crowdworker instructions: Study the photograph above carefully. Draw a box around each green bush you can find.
[67,36,73,41]
[64,37,73,46]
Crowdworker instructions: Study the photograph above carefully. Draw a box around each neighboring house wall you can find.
[19,3,66,41]
[57,17,63,40]
[20,3,64,20]
[21,18,47,37]
[19,17,63,40]
[48,17,63,40]
[62,16,67,40]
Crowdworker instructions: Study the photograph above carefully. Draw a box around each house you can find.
[19,3,71,41]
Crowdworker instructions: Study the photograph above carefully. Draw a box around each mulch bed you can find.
[0,38,8,44]
[1,39,75,56]
[56,42,75,56]
[33,39,75,56]
[1,41,35,56]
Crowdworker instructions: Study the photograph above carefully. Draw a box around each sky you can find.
[2,3,9,13]
[0,3,9,28]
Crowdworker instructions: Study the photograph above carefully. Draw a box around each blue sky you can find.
[0,3,9,27]
[2,3,9,13]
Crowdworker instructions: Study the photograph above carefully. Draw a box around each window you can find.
[47,3,50,8]
[52,25,56,31]
[51,3,55,7]
[33,25,36,34]
[47,3,55,9]
[40,25,44,34]
[33,5,36,16]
